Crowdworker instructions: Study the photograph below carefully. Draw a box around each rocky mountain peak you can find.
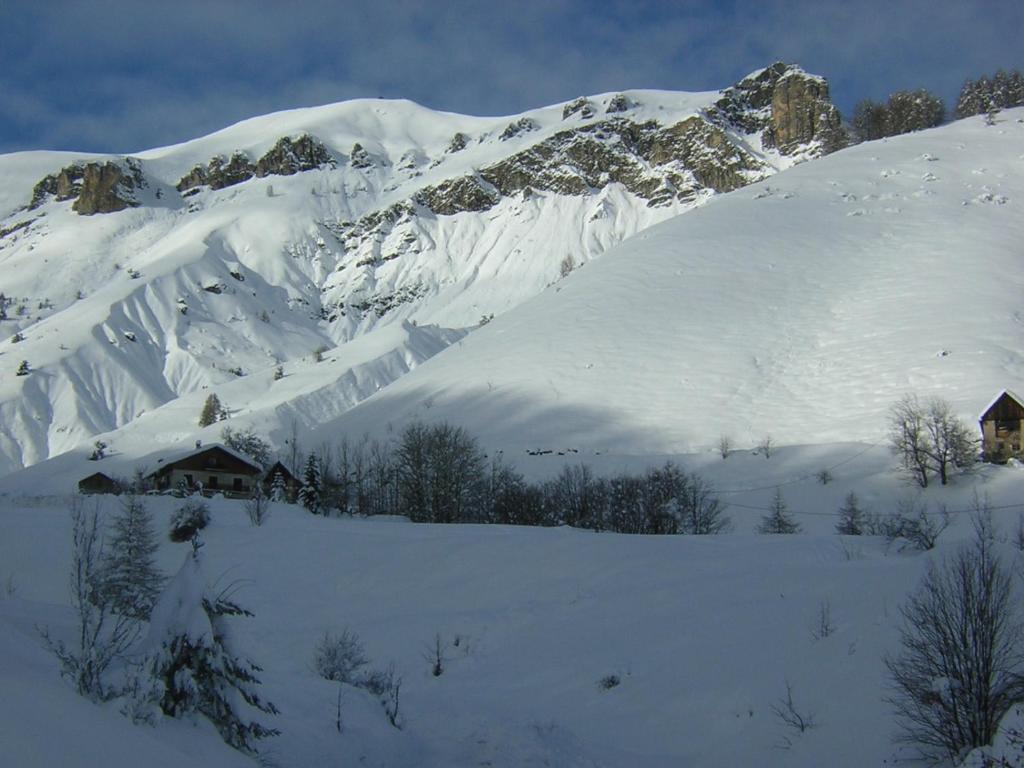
[713,62,846,155]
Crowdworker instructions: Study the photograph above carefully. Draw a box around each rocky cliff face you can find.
[176,133,333,194]
[31,159,143,214]
[713,62,846,155]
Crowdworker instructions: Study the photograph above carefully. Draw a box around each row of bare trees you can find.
[293,422,730,535]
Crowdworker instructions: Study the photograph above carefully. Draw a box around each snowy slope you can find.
[307,110,1024,456]
[0,65,834,476]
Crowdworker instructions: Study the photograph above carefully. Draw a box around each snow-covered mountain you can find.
[0,63,842,476]
[316,109,1024,457]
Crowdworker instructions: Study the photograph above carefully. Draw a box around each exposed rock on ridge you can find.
[176,134,333,193]
[31,159,144,214]
[713,62,846,155]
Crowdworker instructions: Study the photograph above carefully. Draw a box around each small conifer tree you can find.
[758,489,801,534]
[99,495,164,619]
[198,394,224,427]
[836,492,865,536]
[138,544,279,754]
[270,470,287,503]
[299,453,322,515]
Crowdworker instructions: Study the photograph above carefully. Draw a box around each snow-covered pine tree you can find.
[299,453,322,515]
[99,495,163,619]
[758,489,801,534]
[139,545,279,754]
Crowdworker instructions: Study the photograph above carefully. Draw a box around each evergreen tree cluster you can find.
[851,89,945,142]
[956,69,1024,118]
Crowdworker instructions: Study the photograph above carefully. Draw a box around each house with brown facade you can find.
[979,390,1024,463]
[148,443,263,497]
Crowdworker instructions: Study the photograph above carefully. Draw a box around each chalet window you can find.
[233,478,243,491]
[208,475,219,488]
[996,419,1018,436]
[184,474,194,485]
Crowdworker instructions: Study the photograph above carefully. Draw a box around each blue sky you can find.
[1,0,1021,154]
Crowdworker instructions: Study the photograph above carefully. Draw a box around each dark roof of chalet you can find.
[264,460,297,481]
[148,443,263,477]
[79,471,117,484]
[979,390,1024,422]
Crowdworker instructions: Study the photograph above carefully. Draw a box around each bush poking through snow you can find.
[885,508,1024,762]
[313,630,369,684]
[39,497,139,701]
[426,633,447,677]
[169,498,210,543]
[598,674,621,691]
[245,483,270,527]
[772,681,818,749]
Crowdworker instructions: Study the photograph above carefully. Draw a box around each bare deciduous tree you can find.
[885,511,1024,761]
[889,394,976,487]
[40,498,138,700]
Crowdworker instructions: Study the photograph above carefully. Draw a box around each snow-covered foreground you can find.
[4,448,1024,767]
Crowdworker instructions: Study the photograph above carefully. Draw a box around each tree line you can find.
[290,422,732,536]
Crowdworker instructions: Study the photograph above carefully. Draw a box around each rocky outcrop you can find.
[446,132,469,153]
[255,134,334,177]
[72,160,144,215]
[562,97,596,120]
[29,165,86,209]
[415,175,499,215]
[605,94,633,114]
[30,159,143,214]
[177,152,256,193]
[712,62,846,156]
[350,143,373,169]
[499,117,538,141]
[176,135,332,193]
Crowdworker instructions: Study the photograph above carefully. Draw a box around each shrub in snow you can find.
[169,498,210,543]
[598,674,621,690]
[135,547,279,754]
[885,510,1024,762]
[313,629,369,684]
[98,495,163,620]
[772,681,817,749]
[88,439,107,461]
[16,359,30,376]
[40,498,138,701]
[245,483,270,527]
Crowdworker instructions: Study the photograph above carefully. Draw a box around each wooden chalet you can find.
[979,390,1024,463]
[149,443,262,497]
[78,471,120,495]
[262,460,298,501]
